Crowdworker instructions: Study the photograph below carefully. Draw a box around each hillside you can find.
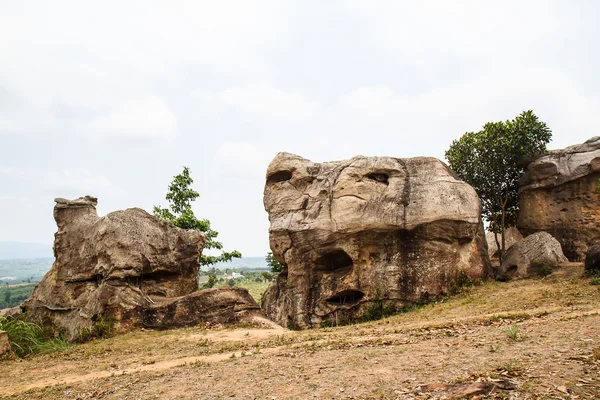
[1,264,598,399]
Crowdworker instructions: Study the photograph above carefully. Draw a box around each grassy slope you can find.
[0,265,598,399]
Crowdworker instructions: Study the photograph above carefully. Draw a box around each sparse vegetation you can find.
[506,324,519,341]
[77,315,116,342]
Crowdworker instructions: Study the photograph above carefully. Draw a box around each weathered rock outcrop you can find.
[497,232,568,280]
[518,137,600,261]
[262,153,491,328]
[485,227,523,260]
[0,330,9,357]
[22,196,263,341]
[584,242,600,275]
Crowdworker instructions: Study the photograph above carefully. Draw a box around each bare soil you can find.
[1,264,599,400]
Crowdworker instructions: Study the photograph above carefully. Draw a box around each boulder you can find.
[497,232,568,280]
[485,227,523,260]
[584,242,600,275]
[0,330,9,357]
[21,196,264,341]
[262,153,491,328]
[518,137,600,261]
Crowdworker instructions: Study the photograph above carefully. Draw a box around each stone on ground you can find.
[498,232,568,280]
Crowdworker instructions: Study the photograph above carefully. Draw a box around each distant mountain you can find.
[0,242,54,259]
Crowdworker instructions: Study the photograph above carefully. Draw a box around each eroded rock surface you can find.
[22,196,263,341]
[584,242,600,275]
[262,153,491,328]
[497,232,568,280]
[0,330,9,356]
[518,137,600,260]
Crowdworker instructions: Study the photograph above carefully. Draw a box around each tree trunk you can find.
[500,207,506,264]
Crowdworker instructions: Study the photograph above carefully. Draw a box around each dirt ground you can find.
[1,265,599,400]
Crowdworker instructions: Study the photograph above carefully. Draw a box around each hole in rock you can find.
[316,249,353,273]
[366,173,389,185]
[267,170,292,184]
[325,290,364,306]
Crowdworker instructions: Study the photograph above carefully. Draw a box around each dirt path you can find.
[1,268,599,399]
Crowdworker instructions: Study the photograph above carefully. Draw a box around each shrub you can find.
[0,315,71,358]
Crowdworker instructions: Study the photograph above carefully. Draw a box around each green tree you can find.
[154,166,241,267]
[4,290,11,305]
[260,271,273,282]
[265,251,283,274]
[445,110,552,262]
[201,267,218,289]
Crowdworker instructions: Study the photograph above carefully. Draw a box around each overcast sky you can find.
[1,1,599,257]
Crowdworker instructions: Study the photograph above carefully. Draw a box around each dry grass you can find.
[1,264,598,399]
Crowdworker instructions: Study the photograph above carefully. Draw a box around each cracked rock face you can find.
[518,137,600,261]
[261,153,491,328]
[22,196,264,341]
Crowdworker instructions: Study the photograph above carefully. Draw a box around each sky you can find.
[1,1,599,257]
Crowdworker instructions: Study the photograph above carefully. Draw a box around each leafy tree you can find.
[227,279,235,287]
[265,251,283,274]
[4,290,11,305]
[260,271,273,282]
[154,166,241,267]
[445,110,551,262]
[201,267,218,289]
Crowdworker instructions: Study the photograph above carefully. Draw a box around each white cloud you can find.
[211,141,269,179]
[80,96,177,140]
[194,84,321,121]
[43,169,127,198]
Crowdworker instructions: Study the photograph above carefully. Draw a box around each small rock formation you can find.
[22,196,264,341]
[497,232,568,280]
[518,137,600,261]
[485,227,523,260]
[262,153,491,328]
[584,242,600,275]
[0,330,9,357]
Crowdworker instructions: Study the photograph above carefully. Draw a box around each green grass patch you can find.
[0,315,72,358]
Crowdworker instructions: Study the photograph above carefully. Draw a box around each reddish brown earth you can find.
[1,264,599,400]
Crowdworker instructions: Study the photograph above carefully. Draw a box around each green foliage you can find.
[265,252,283,274]
[531,260,555,277]
[589,276,600,286]
[0,284,35,308]
[78,315,116,342]
[154,166,241,266]
[445,110,552,261]
[0,315,71,358]
[226,279,235,287]
[260,271,273,282]
[201,268,218,289]
[506,324,520,341]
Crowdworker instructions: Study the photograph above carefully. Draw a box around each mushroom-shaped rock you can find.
[518,137,600,261]
[497,232,568,280]
[262,153,491,328]
[22,196,264,341]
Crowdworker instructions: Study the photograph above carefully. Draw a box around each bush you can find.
[0,315,71,358]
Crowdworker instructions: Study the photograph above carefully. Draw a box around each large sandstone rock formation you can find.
[497,232,568,280]
[22,196,263,341]
[262,153,491,328]
[518,137,600,261]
